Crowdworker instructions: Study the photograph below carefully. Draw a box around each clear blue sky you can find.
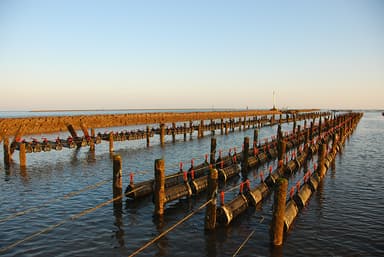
[0,0,383,110]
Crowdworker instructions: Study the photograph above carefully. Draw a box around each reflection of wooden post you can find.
[154,159,165,217]
[109,132,114,152]
[205,167,218,230]
[160,123,165,146]
[19,143,26,167]
[225,121,228,135]
[3,138,11,168]
[146,126,150,147]
[271,178,288,246]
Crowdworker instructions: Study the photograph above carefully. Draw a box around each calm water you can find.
[0,111,383,257]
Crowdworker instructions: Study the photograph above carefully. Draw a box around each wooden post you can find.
[309,121,314,141]
[146,126,151,147]
[253,129,259,147]
[80,122,90,138]
[3,137,11,168]
[205,167,218,230]
[154,159,165,217]
[113,155,123,192]
[317,143,327,178]
[220,119,224,135]
[189,121,193,138]
[278,140,286,169]
[292,118,296,134]
[210,137,216,166]
[183,123,187,141]
[109,132,114,152]
[210,120,215,135]
[239,118,242,131]
[172,122,176,142]
[160,123,165,146]
[199,120,204,138]
[89,128,96,152]
[66,124,78,138]
[225,121,228,135]
[242,137,249,178]
[271,178,288,246]
[19,143,26,167]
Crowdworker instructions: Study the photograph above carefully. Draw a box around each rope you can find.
[0,179,111,224]
[232,229,256,257]
[128,199,212,257]
[0,194,123,254]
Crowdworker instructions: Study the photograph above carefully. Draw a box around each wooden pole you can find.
[80,122,90,138]
[154,159,165,217]
[189,121,193,138]
[146,126,151,147]
[19,143,26,167]
[210,137,216,166]
[220,119,224,135]
[3,137,11,168]
[109,132,114,152]
[225,121,228,135]
[66,124,78,138]
[160,123,165,146]
[271,178,288,246]
[172,122,176,142]
[253,129,259,147]
[242,137,249,178]
[205,167,218,230]
[183,123,187,141]
[317,143,327,178]
[278,139,286,169]
[113,155,123,191]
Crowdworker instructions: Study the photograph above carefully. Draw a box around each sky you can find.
[0,0,383,111]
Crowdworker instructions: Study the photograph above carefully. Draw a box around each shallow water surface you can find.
[1,111,383,256]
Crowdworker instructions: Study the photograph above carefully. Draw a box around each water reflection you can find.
[113,186,125,248]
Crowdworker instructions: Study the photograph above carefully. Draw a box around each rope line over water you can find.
[0,179,111,224]
[128,199,212,257]
[0,194,123,254]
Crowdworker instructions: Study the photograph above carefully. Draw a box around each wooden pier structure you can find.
[1,109,324,167]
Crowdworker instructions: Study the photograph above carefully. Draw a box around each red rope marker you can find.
[269,165,272,175]
[260,171,264,182]
[220,191,225,206]
[130,172,134,185]
[239,182,244,194]
[290,187,295,199]
[191,169,195,180]
[179,162,183,172]
[183,171,187,182]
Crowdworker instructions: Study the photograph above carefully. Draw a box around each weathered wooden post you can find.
[172,122,176,143]
[242,137,249,178]
[199,120,204,138]
[253,129,259,148]
[309,121,314,142]
[189,121,193,138]
[317,143,327,178]
[3,137,11,168]
[109,132,114,152]
[183,123,187,141]
[146,126,151,147]
[271,178,288,246]
[89,128,96,152]
[238,118,242,131]
[19,143,26,167]
[80,122,90,138]
[66,124,78,138]
[210,137,216,166]
[154,159,165,217]
[113,155,123,194]
[220,118,224,135]
[160,123,165,146]
[205,167,218,231]
[225,121,228,135]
